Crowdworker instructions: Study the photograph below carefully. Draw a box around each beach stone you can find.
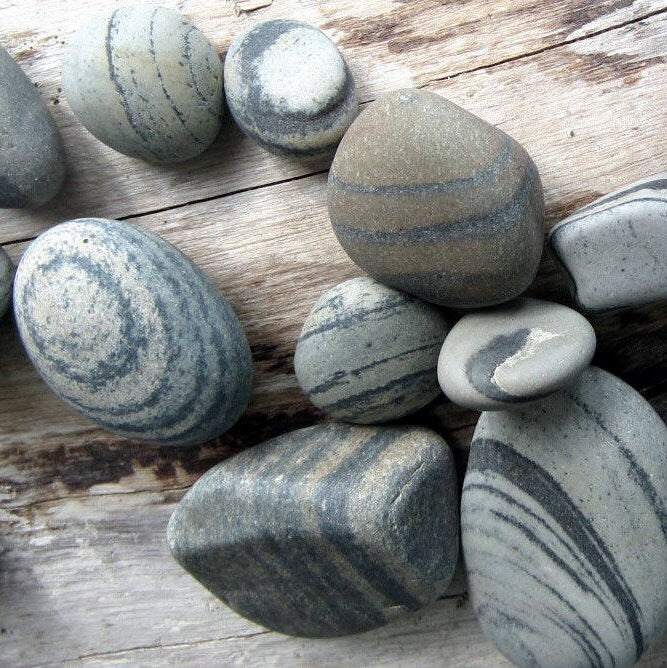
[224,19,357,157]
[168,423,459,637]
[438,297,596,411]
[0,46,65,207]
[294,277,449,423]
[0,247,12,318]
[328,89,545,308]
[13,218,251,446]
[62,5,223,163]
[549,174,667,313]
[462,366,667,668]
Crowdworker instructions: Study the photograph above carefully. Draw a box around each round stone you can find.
[0,46,65,208]
[13,218,252,446]
[224,19,358,157]
[0,247,12,318]
[438,297,596,410]
[462,366,667,667]
[328,88,545,308]
[294,276,449,423]
[62,5,223,163]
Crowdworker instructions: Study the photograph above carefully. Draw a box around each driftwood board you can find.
[0,0,666,665]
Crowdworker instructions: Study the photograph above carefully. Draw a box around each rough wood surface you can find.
[1,0,666,666]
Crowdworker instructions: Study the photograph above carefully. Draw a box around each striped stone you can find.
[0,246,12,318]
[62,5,223,163]
[549,174,667,313]
[167,423,459,637]
[294,277,449,423]
[462,366,667,667]
[328,89,545,308]
[13,218,252,446]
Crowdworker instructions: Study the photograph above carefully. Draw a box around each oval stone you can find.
[462,366,667,667]
[328,89,545,308]
[224,19,358,157]
[13,218,252,446]
[438,297,596,411]
[294,277,449,423]
[0,46,65,207]
[0,247,12,318]
[168,423,459,637]
[62,5,223,163]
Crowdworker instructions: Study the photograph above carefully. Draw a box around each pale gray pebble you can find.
[294,276,449,423]
[438,297,596,411]
[549,173,667,313]
[168,423,459,637]
[462,366,667,668]
[0,46,65,207]
[0,247,12,318]
[13,218,252,446]
[224,19,358,157]
[62,5,223,163]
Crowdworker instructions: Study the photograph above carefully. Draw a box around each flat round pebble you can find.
[0,247,12,318]
[13,218,252,446]
[224,19,358,157]
[438,297,596,410]
[462,366,667,667]
[294,276,449,423]
[62,5,223,163]
[168,423,459,637]
[328,89,545,308]
[0,46,65,207]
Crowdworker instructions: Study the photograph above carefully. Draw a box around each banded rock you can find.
[0,247,12,318]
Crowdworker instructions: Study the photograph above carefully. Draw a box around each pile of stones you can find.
[0,6,665,667]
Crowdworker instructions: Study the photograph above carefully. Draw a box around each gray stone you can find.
[548,174,667,313]
[0,247,12,318]
[438,297,596,411]
[294,277,449,423]
[62,5,223,163]
[0,46,65,208]
[224,19,358,157]
[13,218,252,446]
[168,423,459,637]
[462,366,667,668]
[328,89,545,308]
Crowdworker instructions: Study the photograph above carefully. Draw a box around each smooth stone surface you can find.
[328,89,545,308]
[168,423,459,637]
[549,174,667,313]
[224,19,358,157]
[0,247,12,318]
[62,5,223,163]
[0,46,65,207]
[13,218,252,446]
[438,297,596,411]
[294,277,449,423]
[462,366,667,668]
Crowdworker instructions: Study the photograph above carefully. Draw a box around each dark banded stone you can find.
[0,46,65,208]
[462,366,667,667]
[294,277,449,423]
[167,423,459,637]
[549,174,667,313]
[13,218,252,446]
[0,247,12,318]
[62,5,223,163]
[328,89,545,308]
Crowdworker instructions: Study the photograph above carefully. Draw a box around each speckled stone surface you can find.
[328,89,545,308]
[549,174,667,313]
[62,5,223,163]
[462,366,667,668]
[0,247,12,318]
[168,423,459,637]
[224,19,358,157]
[438,297,596,411]
[13,218,252,446]
[0,46,65,208]
[294,277,449,423]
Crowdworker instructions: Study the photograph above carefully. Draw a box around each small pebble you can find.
[549,174,667,312]
[438,297,596,410]
[168,423,459,637]
[294,276,449,423]
[13,218,252,446]
[62,5,223,163]
[224,19,358,157]
[0,247,12,318]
